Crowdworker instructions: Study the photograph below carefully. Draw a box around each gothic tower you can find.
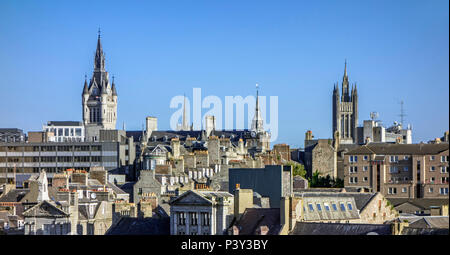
[332,61,358,144]
[82,31,118,141]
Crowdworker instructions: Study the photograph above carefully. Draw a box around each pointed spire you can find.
[94,29,105,71]
[344,59,348,77]
[182,93,188,131]
[252,83,264,133]
[112,75,117,96]
[83,75,88,94]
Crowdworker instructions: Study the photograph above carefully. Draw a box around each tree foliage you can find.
[286,161,307,178]
[309,170,344,188]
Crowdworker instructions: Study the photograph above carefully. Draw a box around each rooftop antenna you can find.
[398,100,407,126]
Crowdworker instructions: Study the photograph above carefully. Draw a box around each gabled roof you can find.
[389,198,449,209]
[169,190,232,206]
[22,200,69,218]
[290,222,392,235]
[234,208,281,235]
[408,216,449,229]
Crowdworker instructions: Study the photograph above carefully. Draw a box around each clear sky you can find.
[0,0,448,148]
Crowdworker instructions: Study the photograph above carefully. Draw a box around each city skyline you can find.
[0,0,448,147]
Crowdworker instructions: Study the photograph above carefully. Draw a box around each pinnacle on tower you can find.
[112,75,117,96]
[83,75,88,95]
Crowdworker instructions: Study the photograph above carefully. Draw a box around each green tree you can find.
[287,161,307,178]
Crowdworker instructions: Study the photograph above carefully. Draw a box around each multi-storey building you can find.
[343,143,449,199]
[0,142,120,184]
[42,121,85,142]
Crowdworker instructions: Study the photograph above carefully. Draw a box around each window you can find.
[404,156,409,160]
[324,203,330,211]
[349,166,358,174]
[440,188,449,195]
[430,166,436,172]
[403,166,409,172]
[363,155,368,161]
[316,204,322,211]
[178,212,186,225]
[441,166,448,173]
[347,203,353,210]
[389,166,398,173]
[441,177,449,184]
[332,204,338,211]
[201,212,210,226]
[349,177,358,184]
[340,203,346,211]
[388,187,397,194]
[441,156,447,162]
[429,188,434,193]
[402,187,407,193]
[189,212,198,226]
[363,177,368,182]
[430,156,435,161]
[363,166,368,171]
[349,156,358,163]
[75,128,82,136]
[430,177,435,183]
[308,203,314,212]
[390,156,398,162]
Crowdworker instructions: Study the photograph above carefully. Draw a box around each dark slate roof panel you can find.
[106,217,170,235]
[290,222,392,235]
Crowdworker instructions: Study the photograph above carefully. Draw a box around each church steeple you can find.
[94,28,105,72]
[251,84,264,133]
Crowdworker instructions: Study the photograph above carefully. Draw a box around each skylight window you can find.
[340,203,346,211]
[316,204,322,211]
[308,203,314,212]
[332,203,338,211]
[324,203,330,211]
[347,203,353,210]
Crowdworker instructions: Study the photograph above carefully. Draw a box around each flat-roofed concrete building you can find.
[0,142,121,185]
[0,129,25,143]
[43,121,85,142]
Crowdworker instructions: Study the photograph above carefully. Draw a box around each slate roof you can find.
[290,222,392,235]
[407,216,449,229]
[22,200,69,218]
[401,227,449,235]
[0,189,30,203]
[106,217,170,235]
[388,198,449,209]
[346,143,449,155]
[234,208,281,235]
[293,192,360,221]
[46,121,83,126]
[333,192,377,211]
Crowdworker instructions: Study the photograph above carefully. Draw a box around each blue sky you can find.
[0,0,448,148]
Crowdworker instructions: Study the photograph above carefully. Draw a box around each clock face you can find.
[251,131,256,138]
[90,193,96,199]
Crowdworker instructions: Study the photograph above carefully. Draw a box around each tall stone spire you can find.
[94,28,105,72]
[182,94,188,131]
[112,75,117,96]
[251,84,264,133]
